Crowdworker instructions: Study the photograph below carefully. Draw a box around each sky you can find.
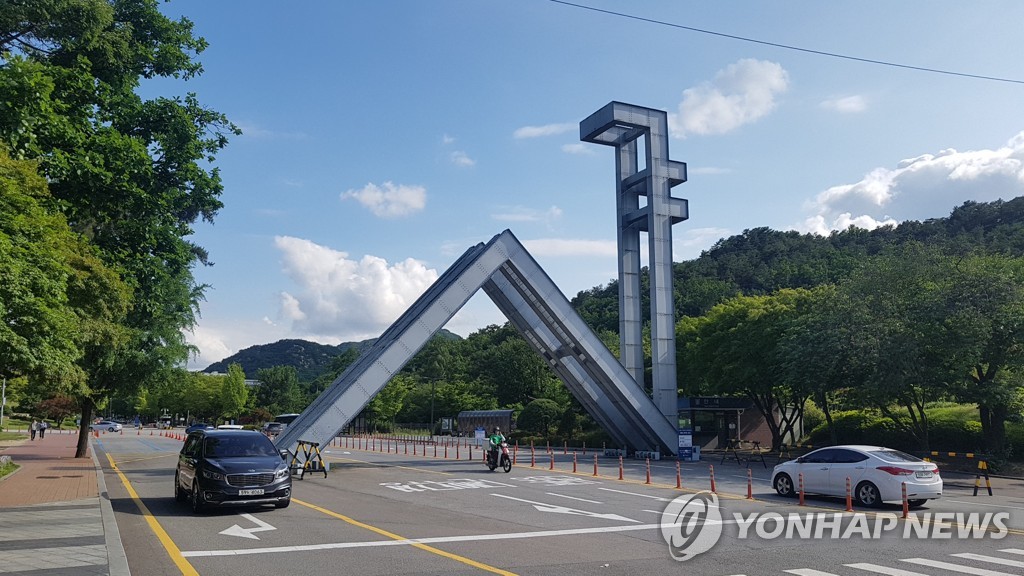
[152,1,1024,371]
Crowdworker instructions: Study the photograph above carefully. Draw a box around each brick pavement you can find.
[0,429,129,575]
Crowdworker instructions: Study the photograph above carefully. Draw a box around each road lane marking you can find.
[844,564,929,576]
[179,522,672,557]
[491,493,637,522]
[292,498,518,576]
[946,499,1024,511]
[220,513,277,540]
[902,557,1016,575]
[323,455,453,475]
[545,492,602,504]
[105,454,199,576]
[952,553,1024,569]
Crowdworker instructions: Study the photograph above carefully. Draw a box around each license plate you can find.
[238,489,264,496]
[915,471,933,479]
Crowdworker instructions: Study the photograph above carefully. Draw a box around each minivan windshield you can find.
[203,434,279,458]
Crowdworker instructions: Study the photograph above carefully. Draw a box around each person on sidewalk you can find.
[39,420,47,439]
[30,419,38,441]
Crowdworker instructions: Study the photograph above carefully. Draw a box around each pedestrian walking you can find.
[39,420,47,439]
[30,419,38,441]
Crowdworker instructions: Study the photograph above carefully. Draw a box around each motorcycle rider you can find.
[488,426,506,467]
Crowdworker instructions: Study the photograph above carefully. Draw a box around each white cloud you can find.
[522,238,617,257]
[514,123,576,139]
[450,150,475,167]
[274,236,439,340]
[491,205,563,224]
[561,143,594,155]
[675,227,732,259]
[820,95,867,114]
[799,132,1024,234]
[442,134,456,145]
[341,181,427,218]
[669,59,789,138]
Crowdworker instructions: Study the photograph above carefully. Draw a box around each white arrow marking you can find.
[490,493,638,523]
[219,513,277,540]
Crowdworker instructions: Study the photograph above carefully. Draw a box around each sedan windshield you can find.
[204,435,279,458]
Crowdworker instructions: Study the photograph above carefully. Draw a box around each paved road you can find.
[95,434,1024,575]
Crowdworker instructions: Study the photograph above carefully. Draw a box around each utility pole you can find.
[1,375,6,432]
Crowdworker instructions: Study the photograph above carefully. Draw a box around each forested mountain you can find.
[204,330,461,382]
[572,197,1024,331]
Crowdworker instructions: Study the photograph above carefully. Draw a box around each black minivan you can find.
[176,429,292,513]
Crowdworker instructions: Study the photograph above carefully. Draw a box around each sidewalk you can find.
[0,429,129,575]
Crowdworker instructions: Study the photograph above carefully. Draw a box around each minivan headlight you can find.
[275,467,289,480]
[202,469,224,481]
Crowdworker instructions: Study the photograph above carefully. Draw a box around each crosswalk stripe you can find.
[997,548,1024,556]
[844,563,929,576]
[784,569,839,576]
[901,558,1016,575]
[952,553,1024,568]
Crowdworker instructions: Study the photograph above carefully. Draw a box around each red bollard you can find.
[645,458,651,484]
[902,482,909,519]
[405,442,408,455]
[746,468,753,499]
[845,477,853,512]
[444,443,448,459]
[513,442,518,465]
[549,452,554,470]
[709,464,717,493]
[618,456,624,481]
[798,473,805,506]
[593,454,599,476]
[433,443,437,458]
[469,445,473,461]
[573,452,578,473]
[676,460,682,489]
[530,446,536,468]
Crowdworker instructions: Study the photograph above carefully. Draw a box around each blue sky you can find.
[157,1,1024,370]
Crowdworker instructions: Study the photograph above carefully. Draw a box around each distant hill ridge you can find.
[203,330,460,382]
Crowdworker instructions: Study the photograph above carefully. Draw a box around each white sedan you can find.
[772,445,941,507]
[90,420,123,432]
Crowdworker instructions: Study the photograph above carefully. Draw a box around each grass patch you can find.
[0,431,26,442]
[0,459,17,479]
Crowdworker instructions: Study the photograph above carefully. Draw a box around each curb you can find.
[89,437,131,576]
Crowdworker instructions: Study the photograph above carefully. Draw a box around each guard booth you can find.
[456,410,515,438]
[678,397,773,450]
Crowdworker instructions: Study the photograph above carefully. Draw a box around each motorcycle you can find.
[486,441,512,473]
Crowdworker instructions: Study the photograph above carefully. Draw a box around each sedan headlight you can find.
[274,467,289,480]
[202,469,224,481]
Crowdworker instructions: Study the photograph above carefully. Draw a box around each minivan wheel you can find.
[174,473,186,503]
[774,473,795,497]
[855,481,881,508]
[190,483,206,513]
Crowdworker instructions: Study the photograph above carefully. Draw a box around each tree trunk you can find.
[75,398,93,458]
[979,404,1008,455]
[816,391,837,445]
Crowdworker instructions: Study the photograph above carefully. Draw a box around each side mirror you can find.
[795,456,804,463]
[280,449,291,461]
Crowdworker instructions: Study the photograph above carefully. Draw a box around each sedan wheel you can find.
[190,483,206,513]
[907,499,927,508]
[774,473,795,497]
[855,481,881,507]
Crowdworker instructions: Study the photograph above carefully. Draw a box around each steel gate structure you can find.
[275,229,679,456]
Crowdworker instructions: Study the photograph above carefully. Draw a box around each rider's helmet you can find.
[493,426,501,434]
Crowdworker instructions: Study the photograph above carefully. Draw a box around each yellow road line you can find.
[105,454,199,576]
[113,453,179,465]
[295,498,518,576]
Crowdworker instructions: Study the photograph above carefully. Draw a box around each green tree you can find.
[517,398,561,436]
[678,289,815,450]
[0,0,237,457]
[255,366,303,415]
[366,375,412,430]
[0,148,81,383]
[219,363,248,424]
